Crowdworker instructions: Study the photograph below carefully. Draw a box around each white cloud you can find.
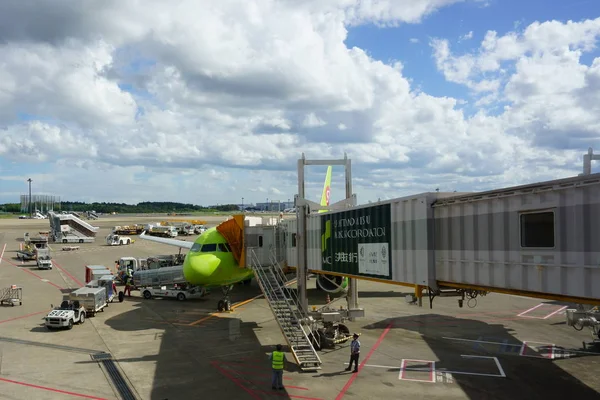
[409,38,420,44]
[459,31,473,41]
[0,2,598,206]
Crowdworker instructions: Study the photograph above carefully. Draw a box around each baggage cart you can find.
[0,285,22,306]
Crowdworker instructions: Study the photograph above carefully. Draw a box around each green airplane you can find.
[139,166,347,312]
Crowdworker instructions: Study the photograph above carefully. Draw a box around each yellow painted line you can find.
[188,293,264,326]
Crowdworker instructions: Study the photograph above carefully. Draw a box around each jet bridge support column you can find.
[296,153,356,314]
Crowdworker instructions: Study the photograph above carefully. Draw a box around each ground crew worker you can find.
[345,333,360,373]
[270,344,285,390]
[124,268,133,297]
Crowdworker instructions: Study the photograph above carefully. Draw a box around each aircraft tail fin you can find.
[318,166,332,213]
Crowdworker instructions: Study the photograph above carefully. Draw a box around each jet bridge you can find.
[281,156,600,312]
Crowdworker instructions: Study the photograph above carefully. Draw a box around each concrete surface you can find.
[0,218,598,400]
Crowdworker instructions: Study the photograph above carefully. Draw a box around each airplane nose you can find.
[183,254,221,284]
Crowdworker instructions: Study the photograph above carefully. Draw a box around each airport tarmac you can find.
[0,217,599,400]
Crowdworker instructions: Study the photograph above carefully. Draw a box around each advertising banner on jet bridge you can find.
[320,203,392,280]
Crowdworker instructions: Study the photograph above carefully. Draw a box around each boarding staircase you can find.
[248,249,322,371]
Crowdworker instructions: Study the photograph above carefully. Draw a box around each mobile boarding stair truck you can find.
[133,266,209,301]
[68,287,107,317]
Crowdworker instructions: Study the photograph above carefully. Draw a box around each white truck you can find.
[106,233,134,246]
[36,248,53,270]
[44,300,86,330]
[148,225,178,238]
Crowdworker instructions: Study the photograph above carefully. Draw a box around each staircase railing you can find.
[248,248,322,370]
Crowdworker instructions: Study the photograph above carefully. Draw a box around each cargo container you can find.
[68,287,107,316]
[85,265,112,283]
[283,173,600,303]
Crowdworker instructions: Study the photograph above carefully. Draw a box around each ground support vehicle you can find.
[62,246,80,251]
[44,300,86,330]
[36,248,52,270]
[16,250,36,261]
[141,285,208,301]
[0,286,22,306]
[566,306,600,349]
[106,233,134,246]
[68,287,107,316]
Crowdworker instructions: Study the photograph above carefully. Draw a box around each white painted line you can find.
[517,303,545,317]
[0,243,5,265]
[353,360,506,381]
[460,355,506,378]
[443,337,521,349]
[519,341,555,359]
[443,337,599,357]
[543,306,568,319]
[399,359,436,383]
[493,357,506,378]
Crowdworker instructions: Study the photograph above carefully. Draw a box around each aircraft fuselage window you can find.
[217,243,230,252]
[258,235,263,247]
[201,243,217,252]
[191,243,202,252]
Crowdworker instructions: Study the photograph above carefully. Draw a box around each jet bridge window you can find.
[520,211,555,248]
[201,243,217,252]
[258,235,263,247]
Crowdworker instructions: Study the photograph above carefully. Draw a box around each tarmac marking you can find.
[210,360,262,400]
[0,243,5,265]
[519,341,556,359]
[188,293,264,326]
[0,255,64,290]
[335,322,393,400]
[52,260,84,287]
[517,303,568,319]
[0,376,108,399]
[0,310,48,325]
[443,336,599,358]
[399,359,436,383]
[354,355,506,382]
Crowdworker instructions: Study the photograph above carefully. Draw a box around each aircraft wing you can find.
[138,231,194,249]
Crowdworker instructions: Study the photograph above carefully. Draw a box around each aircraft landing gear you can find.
[217,285,234,312]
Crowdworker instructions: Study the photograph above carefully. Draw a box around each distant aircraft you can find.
[139,165,347,311]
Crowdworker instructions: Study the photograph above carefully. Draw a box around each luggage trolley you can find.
[0,285,23,306]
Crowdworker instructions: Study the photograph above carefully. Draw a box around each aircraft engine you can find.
[316,274,348,293]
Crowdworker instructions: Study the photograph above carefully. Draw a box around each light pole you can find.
[27,178,32,217]
[241,197,244,212]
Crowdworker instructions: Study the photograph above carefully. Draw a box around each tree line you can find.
[0,201,241,214]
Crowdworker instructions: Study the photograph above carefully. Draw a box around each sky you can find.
[1,0,600,207]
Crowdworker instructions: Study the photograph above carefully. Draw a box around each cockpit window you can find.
[217,243,230,252]
[201,243,217,252]
[191,243,202,252]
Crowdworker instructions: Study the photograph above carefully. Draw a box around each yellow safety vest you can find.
[272,351,284,370]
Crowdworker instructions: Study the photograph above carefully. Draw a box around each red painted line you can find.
[254,391,323,400]
[1,256,64,290]
[210,361,261,400]
[221,369,293,380]
[335,323,393,400]
[52,260,84,287]
[0,377,108,399]
[0,310,48,325]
